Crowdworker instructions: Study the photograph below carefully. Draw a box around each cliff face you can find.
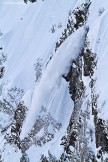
[0,0,108,161]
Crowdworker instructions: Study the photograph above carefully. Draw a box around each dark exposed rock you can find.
[55,2,91,51]
[20,153,29,162]
[4,101,28,151]
[63,56,85,101]
[24,0,37,3]
[83,49,97,77]
[60,28,99,161]
[96,118,108,152]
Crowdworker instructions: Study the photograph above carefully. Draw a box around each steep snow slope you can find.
[0,0,108,161]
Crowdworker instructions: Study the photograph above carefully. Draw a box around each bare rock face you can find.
[0,0,108,161]
[24,0,37,3]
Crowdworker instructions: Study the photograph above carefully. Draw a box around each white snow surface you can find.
[0,0,108,161]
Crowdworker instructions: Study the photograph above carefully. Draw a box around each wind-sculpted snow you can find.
[0,0,108,161]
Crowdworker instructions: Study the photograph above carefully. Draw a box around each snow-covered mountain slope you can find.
[0,0,108,161]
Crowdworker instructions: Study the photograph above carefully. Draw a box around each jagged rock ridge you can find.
[0,0,108,161]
